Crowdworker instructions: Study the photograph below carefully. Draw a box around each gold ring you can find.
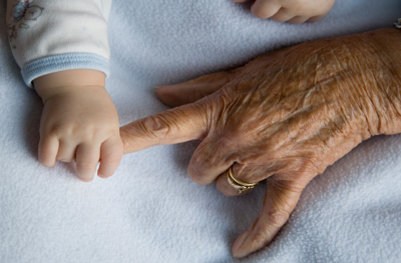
[227,166,258,194]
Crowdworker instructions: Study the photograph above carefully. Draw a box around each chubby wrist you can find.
[33,69,106,102]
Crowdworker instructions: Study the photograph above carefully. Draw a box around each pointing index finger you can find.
[120,102,210,154]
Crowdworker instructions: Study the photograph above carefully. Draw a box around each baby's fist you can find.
[35,70,123,181]
[233,0,335,23]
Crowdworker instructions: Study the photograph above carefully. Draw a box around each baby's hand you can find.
[34,70,123,181]
[233,0,335,23]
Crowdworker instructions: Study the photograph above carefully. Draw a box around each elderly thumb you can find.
[155,70,234,107]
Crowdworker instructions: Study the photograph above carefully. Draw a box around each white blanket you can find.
[1,0,401,262]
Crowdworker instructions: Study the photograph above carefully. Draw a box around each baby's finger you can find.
[38,136,59,167]
[75,143,100,182]
[56,139,77,162]
[270,8,294,22]
[307,15,325,22]
[251,0,281,19]
[287,16,309,24]
[97,137,123,178]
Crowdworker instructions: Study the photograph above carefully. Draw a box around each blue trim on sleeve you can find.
[21,53,110,88]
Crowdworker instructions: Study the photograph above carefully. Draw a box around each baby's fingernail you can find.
[232,230,250,258]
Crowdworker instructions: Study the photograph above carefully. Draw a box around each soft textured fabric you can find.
[1,0,401,263]
[20,53,110,87]
[5,0,111,86]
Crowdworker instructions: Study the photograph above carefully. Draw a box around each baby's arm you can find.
[233,0,335,23]
[6,0,122,180]
[34,69,122,181]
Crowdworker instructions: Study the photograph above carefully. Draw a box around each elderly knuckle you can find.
[187,165,208,185]
[151,114,171,130]
[220,83,241,102]
[251,231,271,248]
[221,126,239,141]
[219,118,251,143]
[263,209,291,227]
[296,158,321,178]
[142,115,171,139]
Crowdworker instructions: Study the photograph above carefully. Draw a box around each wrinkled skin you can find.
[120,28,401,258]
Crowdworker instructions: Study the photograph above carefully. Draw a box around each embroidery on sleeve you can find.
[7,0,44,48]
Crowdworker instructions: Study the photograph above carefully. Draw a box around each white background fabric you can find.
[1,0,401,262]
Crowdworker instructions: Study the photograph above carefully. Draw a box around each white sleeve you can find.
[6,0,112,87]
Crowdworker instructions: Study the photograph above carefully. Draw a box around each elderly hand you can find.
[120,28,401,258]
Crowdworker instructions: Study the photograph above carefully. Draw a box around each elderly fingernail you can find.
[232,230,250,258]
